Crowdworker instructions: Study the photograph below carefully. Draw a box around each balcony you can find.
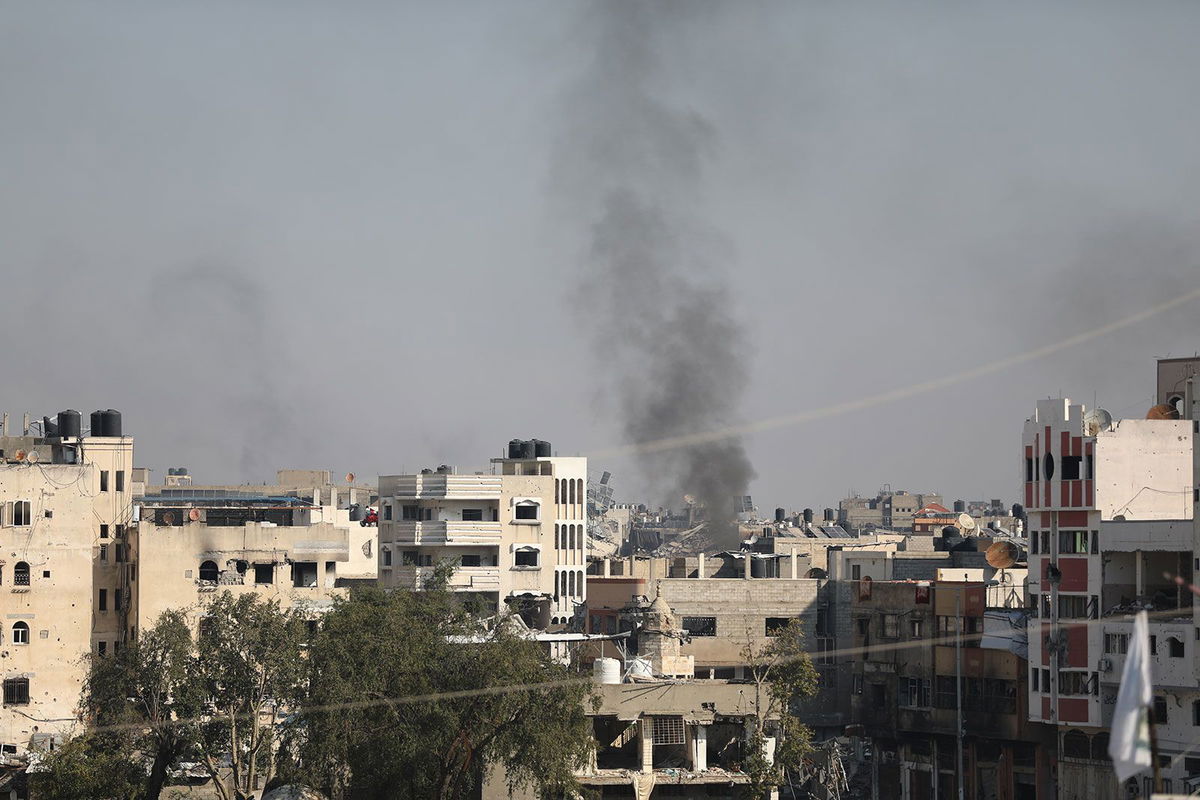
[386,520,502,546]
[391,566,501,591]
[380,474,502,500]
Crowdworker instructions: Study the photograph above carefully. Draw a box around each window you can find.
[12,501,30,526]
[1061,455,1082,480]
[1058,595,1090,619]
[1150,636,1158,656]
[99,589,108,611]
[1105,633,1129,654]
[100,470,109,492]
[1058,671,1090,696]
[98,544,108,562]
[1030,535,1037,554]
[900,677,931,708]
[856,618,869,635]
[13,562,29,586]
[3,678,29,705]
[383,504,393,521]
[882,614,899,639]
[9,621,30,645]
[458,554,481,568]
[198,560,219,582]
[514,501,539,521]
[292,562,318,588]
[402,505,420,521]
[851,564,861,581]
[382,549,392,567]
[852,674,863,695]
[97,641,107,656]
[513,547,539,568]
[1154,696,1168,725]
[1025,457,1034,482]
[765,617,792,636]
[1058,530,1087,554]
[910,620,923,638]
[650,715,685,746]
[682,616,717,637]
[461,508,483,522]
[1031,667,1039,692]
[1192,700,1200,726]
[1041,531,1049,554]
[1168,636,1185,657]
[100,524,109,539]
[115,471,125,492]
[114,591,122,611]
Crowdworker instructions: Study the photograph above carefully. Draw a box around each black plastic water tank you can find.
[168,468,178,476]
[177,467,188,476]
[508,439,523,459]
[534,439,552,458]
[519,440,536,459]
[1011,503,1024,520]
[58,410,82,438]
[90,410,105,436]
[803,508,814,523]
[775,507,786,522]
[823,508,835,522]
[953,500,966,513]
[42,416,59,437]
[103,409,122,437]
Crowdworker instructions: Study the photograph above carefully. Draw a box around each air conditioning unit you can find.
[1098,657,1113,673]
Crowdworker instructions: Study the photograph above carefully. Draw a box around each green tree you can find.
[286,581,594,799]
[30,731,144,800]
[193,592,308,800]
[739,619,819,798]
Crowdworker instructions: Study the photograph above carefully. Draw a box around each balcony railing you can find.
[386,521,502,545]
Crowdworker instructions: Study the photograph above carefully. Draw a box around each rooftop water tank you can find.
[803,508,814,523]
[626,657,652,679]
[90,410,104,436]
[508,439,523,459]
[534,439,552,458]
[775,507,786,522]
[519,440,536,460]
[823,508,835,522]
[57,410,81,438]
[593,657,621,685]
[103,409,122,437]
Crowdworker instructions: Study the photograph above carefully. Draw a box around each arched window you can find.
[554,480,559,504]
[568,571,576,597]
[566,525,573,550]
[11,621,29,645]
[1062,730,1090,759]
[13,562,29,586]
[1091,732,1110,761]
[199,560,219,582]
[560,571,568,597]
[553,525,560,549]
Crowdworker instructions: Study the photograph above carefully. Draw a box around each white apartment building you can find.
[376,439,586,629]
[1023,358,1200,797]
[0,410,134,760]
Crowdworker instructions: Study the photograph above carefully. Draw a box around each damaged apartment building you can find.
[376,439,587,629]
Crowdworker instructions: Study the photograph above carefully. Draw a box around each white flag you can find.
[1108,610,1153,782]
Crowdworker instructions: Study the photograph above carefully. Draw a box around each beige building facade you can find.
[377,443,586,629]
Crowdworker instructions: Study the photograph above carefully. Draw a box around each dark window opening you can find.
[292,562,318,588]
[198,560,219,583]
[402,505,420,521]
[11,622,29,645]
[115,471,125,492]
[382,550,392,567]
[98,589,108,611]
[1043,453,1055,480]
[1061,456,1082,480]
[514,502,538,521]
[14,562,29,586]
[100,524,109,539]
[461,508,484,522]
[514,548,539,568]
[1169,637,1185,658]
[1154,696,1169,725]
[383,504,392,521]
[12,502,30,526]
[682,616,717,637]
[461,554,482,567]
[100,471,109,492]
[1025,457,1034,482]
[765,617,792,636]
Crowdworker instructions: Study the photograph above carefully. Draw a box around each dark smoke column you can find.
[554,2,755,544]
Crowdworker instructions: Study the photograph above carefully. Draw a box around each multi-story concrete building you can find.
[839,488,944,533]
[0,409,134,759]
[376,440,586,629]
[1023,358,1199,797]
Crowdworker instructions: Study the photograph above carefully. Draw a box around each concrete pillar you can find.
[692,724,708,771]
[744,554,752,580]
[697,553,705,578]
[1136,549,1144,597]
[790,549,799,579]
[603,558,611,578]
[640,718,653,773]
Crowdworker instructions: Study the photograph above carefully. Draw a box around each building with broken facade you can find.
[376,439,587,629]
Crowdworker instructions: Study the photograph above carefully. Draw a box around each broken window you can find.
[383,504,392,521]
[12,502,30,526]
[765,617,792,636]
[882,614,899,638]
[1169,637,1185,658]
[198,560,219,583]
[514,501,539,521]
[594,717,640,770]
[514,547,539,568]
[1154,696,1169,725]
[650,716,685,745]
[682,616,716,637]
[461,508,483,522]
[900,677,931,708]
[100,524,109,539]
[3,678,29,705]
[292,562,318,588]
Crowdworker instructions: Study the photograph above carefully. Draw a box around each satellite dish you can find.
[957,513,976,531]
[345,472,356,483]
[985,540,1022,569]
[683,494,695,505]
[1084,408,1113,436]
[188,509,201,521]
[12,450,25,462]
[25,450,38,464]
[162,512,176,525]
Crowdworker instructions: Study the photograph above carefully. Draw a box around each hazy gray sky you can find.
[3,2,1197,512]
